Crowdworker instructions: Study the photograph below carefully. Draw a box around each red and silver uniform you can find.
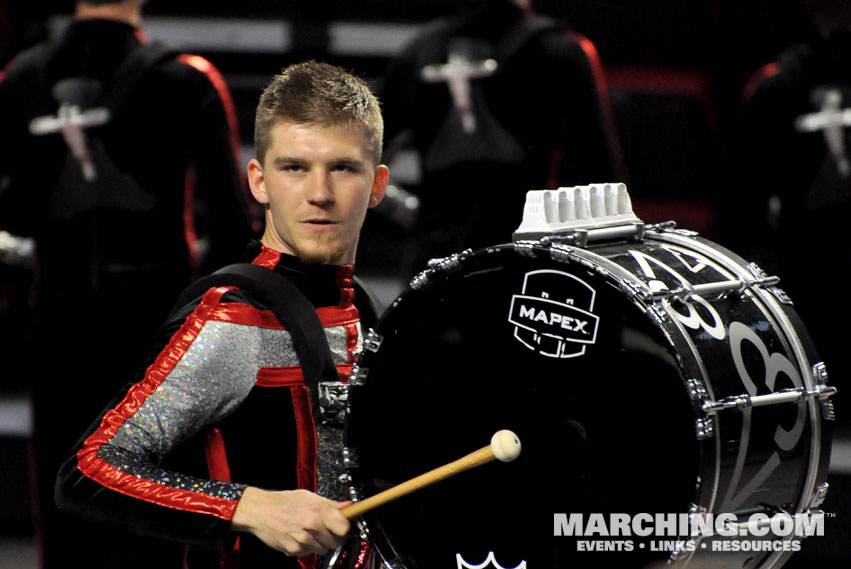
[57,241,367,569]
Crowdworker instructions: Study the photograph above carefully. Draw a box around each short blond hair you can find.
[254,61,384,165]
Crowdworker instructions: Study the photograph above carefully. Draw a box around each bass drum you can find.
[342,224,835,569]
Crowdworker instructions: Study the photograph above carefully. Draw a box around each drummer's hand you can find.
[231,487,352,556]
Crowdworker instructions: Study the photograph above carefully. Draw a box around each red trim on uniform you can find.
[743,62,780,103]
[251,245,281,270]
[289,382,319,569]
[605,66,712,96]
[271,367,320,569]
[206,303,283,329]
[177,54,243,170]
[343,322,359,366]
[255,364,353,387]
[289,384,317,492]
[203,428,232,483]
[336,265,355,308]
[76,286,240,521]
[204,428,242,567]
[605,65,724,158]
[316,306,359,327]
[183,169,200,279]
[566,31,625,172]
[337,285,355,308]
[546,146,565,193]
[207,302,359,330]
[177,53,257,229]
[0,56,14,79]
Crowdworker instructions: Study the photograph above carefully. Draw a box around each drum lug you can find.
[343,446,359,469]
[689,377,714,438]
[767,286,794,305]
[354,517,371,540]
[745,262,771,281]
[549,242,574,263]
[647,302,669,324]
[427,249,471,272]
[363,329,384,353]
[410,269,431,291]
[809,482,830,509]
[513,240,541,257]
[812,362,837,421]
[619,279,645,300]
[350,363,368,386]
[686,378,709,402]
[411,250,472,290]
[747,262,793,305]
[695,417,715,440]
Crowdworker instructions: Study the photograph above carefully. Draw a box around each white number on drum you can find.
[628,249,726,340]
[730,322,806,452]
[721,322,807,511]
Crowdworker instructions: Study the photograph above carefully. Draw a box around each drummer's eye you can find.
[331,160,364,174]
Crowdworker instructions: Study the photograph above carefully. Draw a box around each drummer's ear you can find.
[369,165,389,208]
[248,159,269,205]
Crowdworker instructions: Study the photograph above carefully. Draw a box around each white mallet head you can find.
[490,429,522,462]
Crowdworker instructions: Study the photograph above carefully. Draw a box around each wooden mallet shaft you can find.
[342,429,520,519]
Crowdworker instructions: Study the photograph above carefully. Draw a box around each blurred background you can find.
[1,1,848,568]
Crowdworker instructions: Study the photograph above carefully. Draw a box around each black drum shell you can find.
[344,231,833,569]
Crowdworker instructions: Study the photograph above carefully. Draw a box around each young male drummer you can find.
[55,61,389,569]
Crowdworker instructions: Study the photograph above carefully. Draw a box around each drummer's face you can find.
[248,120,388,265]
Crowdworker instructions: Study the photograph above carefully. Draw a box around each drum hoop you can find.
[649,231,827,539]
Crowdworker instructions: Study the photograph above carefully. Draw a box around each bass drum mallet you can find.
[341,429,521,519]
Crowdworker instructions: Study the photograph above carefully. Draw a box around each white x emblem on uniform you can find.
[794,87,851,177]
[421,49,498,134]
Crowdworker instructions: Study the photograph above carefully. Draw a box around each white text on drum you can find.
[517,305,591,334]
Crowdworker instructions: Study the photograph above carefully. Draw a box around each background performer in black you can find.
[0,1,256,567]
[729,0,851,416]
[380,0,624,271]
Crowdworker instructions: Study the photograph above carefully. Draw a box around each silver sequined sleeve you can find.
[83,317,307,514]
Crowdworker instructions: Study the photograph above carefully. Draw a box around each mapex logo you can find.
[508,270,600,358]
